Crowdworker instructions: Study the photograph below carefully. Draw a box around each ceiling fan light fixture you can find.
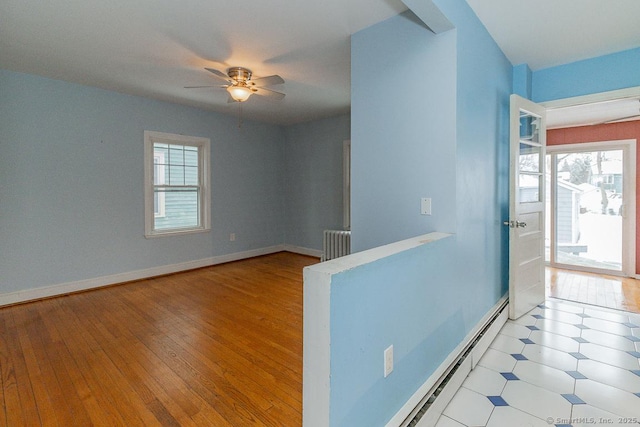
[227,85,252,102]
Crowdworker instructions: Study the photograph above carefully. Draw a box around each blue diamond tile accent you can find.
[569,352,588,360]
[526,325,540,331]
[576,313,591,318]
[501,372,519,380]
[625,335,640,342]
[520,338,534,345]
[537,304,547,309]
[631,370,640,377]
[627,351,640,358]
[566,371,587,379]
[572,337,589,343]
[532,314,544,319]
[562,393,586,405]
[635,393,640,398]
[511,353,528,361]
[487,395,509,406]
[575,324,589,329]
[623,322,639,328]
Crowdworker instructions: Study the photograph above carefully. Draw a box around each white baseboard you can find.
[386,295,508,427]
[0,245,287,307]
[283,244,323,258]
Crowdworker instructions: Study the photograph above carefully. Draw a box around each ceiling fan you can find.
[186,67,285,103]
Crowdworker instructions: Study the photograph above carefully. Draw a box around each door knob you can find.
[503,220,526,228]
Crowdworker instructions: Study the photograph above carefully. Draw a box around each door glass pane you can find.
[553,150,623,271]
[519,174,541,203]
[519,112,541,144]
[520,143,541,173]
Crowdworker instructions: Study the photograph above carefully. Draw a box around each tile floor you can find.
[436,299,640,427]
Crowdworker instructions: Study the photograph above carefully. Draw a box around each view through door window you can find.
[546,149,623,271]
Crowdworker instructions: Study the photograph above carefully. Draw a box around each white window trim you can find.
[153,152,166,218]
[144,131,211,238]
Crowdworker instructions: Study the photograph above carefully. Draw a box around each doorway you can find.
[546,141,636,277]
[540,88,640,312]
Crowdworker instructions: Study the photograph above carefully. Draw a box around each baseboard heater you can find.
[397,298,509,427]
[321,230,351,262]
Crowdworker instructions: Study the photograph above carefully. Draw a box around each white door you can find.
[508,94,547,319]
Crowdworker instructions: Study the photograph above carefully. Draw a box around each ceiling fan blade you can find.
[184,85,228,89]
[252,87,285,101]
[205,67,232,82]
[250,74,284,87]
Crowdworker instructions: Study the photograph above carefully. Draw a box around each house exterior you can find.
[591,158,623,193]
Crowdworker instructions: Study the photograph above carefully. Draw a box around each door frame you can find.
[542,85,640,279]
[547,140,637,277]
[541,86,640,111]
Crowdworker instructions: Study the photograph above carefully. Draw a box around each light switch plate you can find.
[421,198,431,215]
[384,345,393,377]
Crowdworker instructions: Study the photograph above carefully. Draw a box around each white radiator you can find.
[321,230,351,262]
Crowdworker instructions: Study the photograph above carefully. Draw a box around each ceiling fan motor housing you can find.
[228,67,252,83]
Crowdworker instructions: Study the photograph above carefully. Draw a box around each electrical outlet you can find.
[384,345,393,377]
[230,233,236,241]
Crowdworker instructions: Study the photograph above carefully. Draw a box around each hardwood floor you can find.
[0,252,318,426]
[547,266,640,313]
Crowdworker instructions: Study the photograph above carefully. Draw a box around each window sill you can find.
[144,227,211,239]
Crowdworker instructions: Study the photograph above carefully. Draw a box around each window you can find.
[144,131,210,237]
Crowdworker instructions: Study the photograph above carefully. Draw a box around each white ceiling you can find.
[1,0,640,125]
[465,0,640,71]
[0,0,407,125]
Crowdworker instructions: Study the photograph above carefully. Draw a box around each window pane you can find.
[153,188,199,230]
[184,146,198,167]
[184,165,198,185]
[168,165,185,185]
[153,159,165,185]
[169,145,185,165]
[154,144,168,163]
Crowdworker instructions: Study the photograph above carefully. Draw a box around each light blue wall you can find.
[513,63,532,99]
[0,69,286,293]
[284,114,350,250]
[350,11,457,252]
[436,0,512,305]
[342,0,512,423]
[329,235,459,426]
[531,47,640,102]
